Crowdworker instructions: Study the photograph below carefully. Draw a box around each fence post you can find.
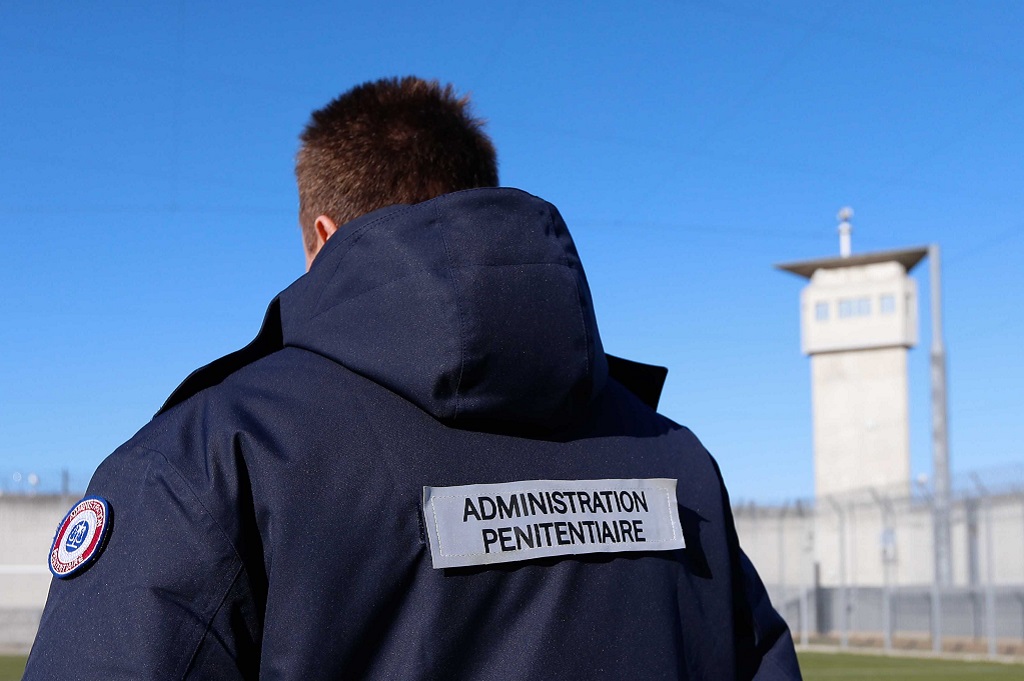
[800,504,812,646]
[984,491,997,657]
[927,486,943,653]
[871,489,894,651]
[930,552,942,650]
[778,504,788,623]
[827,496,848,649]
[970,474,998,658]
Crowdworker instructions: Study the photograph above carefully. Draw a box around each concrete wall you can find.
[735,492,1024,590]
[0,494,71,652]
[737,493,1024,649]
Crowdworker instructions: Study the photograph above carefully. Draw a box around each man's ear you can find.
[315,215,339,245]
[306,215,340,271]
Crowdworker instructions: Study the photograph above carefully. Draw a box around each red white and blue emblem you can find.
[49,496,111,579]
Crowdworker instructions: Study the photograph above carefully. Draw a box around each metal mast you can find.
[929,244,952,586]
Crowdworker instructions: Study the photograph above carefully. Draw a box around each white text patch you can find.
[422,478,684,568]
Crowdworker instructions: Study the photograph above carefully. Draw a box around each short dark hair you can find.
[296,76,499,252]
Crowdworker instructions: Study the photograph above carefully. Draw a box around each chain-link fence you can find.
[0,468,91,497]
[735,466,1024,657]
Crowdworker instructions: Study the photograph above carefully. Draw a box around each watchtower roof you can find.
[775,246,929,280]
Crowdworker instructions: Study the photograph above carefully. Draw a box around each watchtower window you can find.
[880,294,896,315]
[838,297,871,319]
[815,301,829,321]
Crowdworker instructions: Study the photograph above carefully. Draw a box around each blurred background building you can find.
[732,211,1023,656]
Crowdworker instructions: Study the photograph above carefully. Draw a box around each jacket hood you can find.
[277,187,608,428]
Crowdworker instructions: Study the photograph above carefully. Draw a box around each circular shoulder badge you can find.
[49,496,112,579]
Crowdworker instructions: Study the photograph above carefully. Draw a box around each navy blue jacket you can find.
[26,188,800,680]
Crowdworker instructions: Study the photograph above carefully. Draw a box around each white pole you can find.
[837,207,853,258]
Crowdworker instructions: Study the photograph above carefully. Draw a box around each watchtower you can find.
[777,209,928,499]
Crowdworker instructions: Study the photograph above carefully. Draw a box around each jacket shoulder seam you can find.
[137,444,246,565]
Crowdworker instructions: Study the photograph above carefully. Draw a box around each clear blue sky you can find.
[2,1,1021,500]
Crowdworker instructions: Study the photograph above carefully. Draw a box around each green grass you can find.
[2,652,1022,680]
[0,656,25,681]
[799,651,1024,680]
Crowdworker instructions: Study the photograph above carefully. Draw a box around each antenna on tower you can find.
[837,207,853,257]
